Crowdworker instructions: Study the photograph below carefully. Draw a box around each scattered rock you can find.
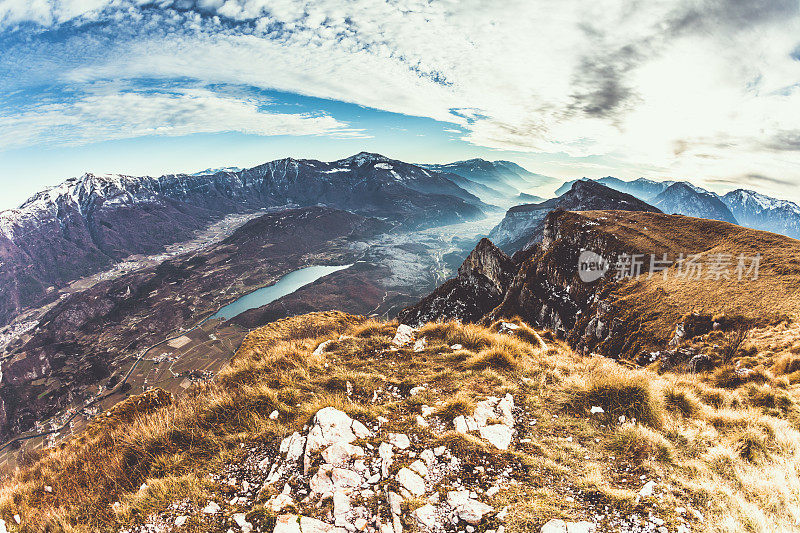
[392,324,416,346]
[454,394,516,449]
[305,407,372,472]
[638,480,656,499]
[202,501,220,514]
[313,340,335,356]
[233,512,253,533]
[321,442,364,466]
[415,503,438,528]
[274,514,341,533]
[397,467,426,497]
[379,442,394,478]
[479,424,514,450]
[389,433,411,450]
[413,338,427,352]
[447,490,494,525]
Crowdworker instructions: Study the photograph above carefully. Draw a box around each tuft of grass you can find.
[608,424,674,464]
[418,322,494,351]
[772,353,800,375]
[466,347,518,371]
[565,363,664,429]
[734,427,771,463]
[711,365,772,389]
[663,385,701,418]
[435,395,476,422]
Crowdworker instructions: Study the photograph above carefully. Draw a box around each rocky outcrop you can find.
[488,180,661,254]
[397,239,514,326]
[189,406,504,533]
[405,208,779,362]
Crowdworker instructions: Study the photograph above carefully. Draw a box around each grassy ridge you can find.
[1,312,800,531]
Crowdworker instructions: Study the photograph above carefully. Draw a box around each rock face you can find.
[488,180,661,254]
[397,238,514,326]
[651,182,738,224]
[0,152,486,328]
[406,207,793,363]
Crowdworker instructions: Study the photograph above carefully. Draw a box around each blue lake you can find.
[211,264,353,320]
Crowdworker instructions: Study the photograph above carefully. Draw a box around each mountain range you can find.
[421,158,552,207]
[4,156,800,532]
[555,176,800,239]
[0,153,490,328]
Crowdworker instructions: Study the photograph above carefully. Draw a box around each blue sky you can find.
[1,0,800,210]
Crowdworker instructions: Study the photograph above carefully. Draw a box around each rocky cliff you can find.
[405,209,800,362]
[397,238,513,326]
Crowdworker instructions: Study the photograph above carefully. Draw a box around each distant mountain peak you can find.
[191,166,242,176]
[337,152,390,166]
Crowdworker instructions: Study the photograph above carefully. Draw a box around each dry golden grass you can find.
[1,312,800,532]
[565,211,800,356]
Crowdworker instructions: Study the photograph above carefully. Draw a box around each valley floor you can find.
[0,212,499,470]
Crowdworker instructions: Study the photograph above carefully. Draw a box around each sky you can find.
[1,0,800,210]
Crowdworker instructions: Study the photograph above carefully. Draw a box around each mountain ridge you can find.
[488,180,661,254]
[0,153,487,328]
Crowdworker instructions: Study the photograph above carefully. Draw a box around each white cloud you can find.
[0,85,363,149]
[3,0,800,198]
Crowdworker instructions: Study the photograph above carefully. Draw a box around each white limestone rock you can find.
[541,520,567,533]
[392,324,416,346]
[322,442,365,466]
[202,501,220,514]
[397,467,426,497]
[479,424,514,450]
[415,503,438,528]
[389,433,411,450]
[305,408,372,472]
[281,432,307,463]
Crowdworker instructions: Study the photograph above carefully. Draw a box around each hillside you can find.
[3,311,800,532]
[511,210,800,358]
[405,210,800,366]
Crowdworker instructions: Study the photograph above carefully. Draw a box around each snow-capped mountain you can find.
[722,189,800,239]
[651,183,738,224]
[190,166,242,176]
[0,153,486,327]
